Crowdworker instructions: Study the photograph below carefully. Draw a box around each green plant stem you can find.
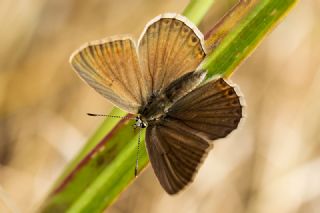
[183,0,215,25]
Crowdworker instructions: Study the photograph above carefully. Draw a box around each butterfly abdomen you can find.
[164,70,206,103]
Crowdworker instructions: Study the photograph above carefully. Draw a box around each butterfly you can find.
[70,13,243,194]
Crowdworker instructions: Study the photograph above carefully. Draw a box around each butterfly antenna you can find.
[134,127,141,177]
[87,113,133,120]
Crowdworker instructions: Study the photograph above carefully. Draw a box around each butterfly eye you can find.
[141,123,147,128]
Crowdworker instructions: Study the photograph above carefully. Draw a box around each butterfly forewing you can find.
[70,37,149,113]
[138,14,206,95]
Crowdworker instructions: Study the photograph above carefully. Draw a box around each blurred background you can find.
[0,0,319,212]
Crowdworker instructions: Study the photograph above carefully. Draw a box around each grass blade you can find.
[183,0,215,25]
[203,0,299,78]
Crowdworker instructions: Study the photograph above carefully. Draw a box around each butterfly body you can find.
[139,70,206,125]
[70,13,243,194]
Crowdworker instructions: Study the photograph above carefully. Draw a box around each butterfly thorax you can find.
[138,92,171,125]
[138,70,207,126]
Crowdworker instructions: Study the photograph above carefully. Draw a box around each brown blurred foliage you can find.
[0,0,320,212]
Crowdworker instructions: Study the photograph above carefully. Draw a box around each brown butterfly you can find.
[70,13,243,194]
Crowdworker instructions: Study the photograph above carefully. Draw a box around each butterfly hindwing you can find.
[146,121,211,194]
[168,78,243,140]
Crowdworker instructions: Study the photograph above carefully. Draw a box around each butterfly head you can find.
[134,116,147,129]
